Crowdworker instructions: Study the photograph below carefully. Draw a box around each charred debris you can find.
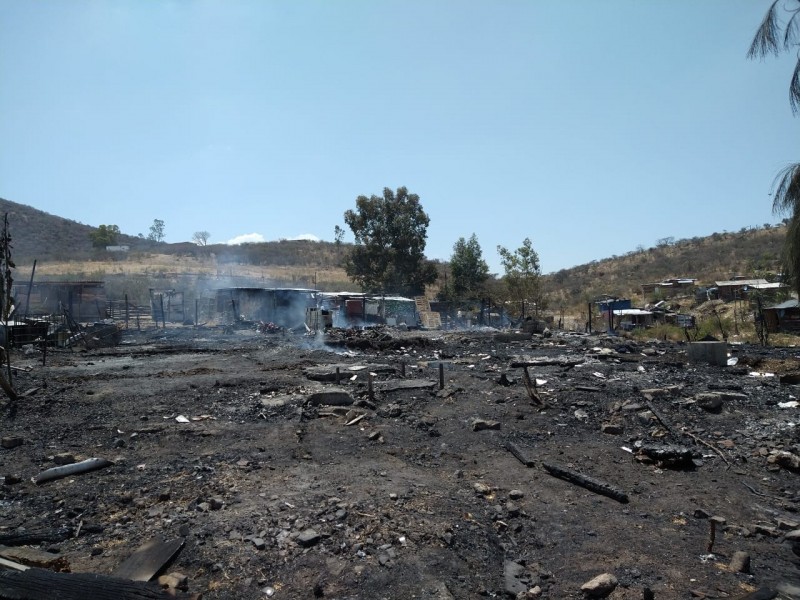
[0,278,799,598]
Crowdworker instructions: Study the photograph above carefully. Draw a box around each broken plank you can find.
[0,527,73,547]
[542,462,629,504]
[0,557,28,572]
[112,537,185,582]
[506,442,535,467]
[0,546,70,572]
[33,457,114,485]
[0,568,178,599]
[375,379,436,392]
[510,356,584,368]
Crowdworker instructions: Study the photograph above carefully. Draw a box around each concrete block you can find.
[687,342,728,367]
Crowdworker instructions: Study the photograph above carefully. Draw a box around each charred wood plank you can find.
[32,458,113,485]
[505,442,535,467]
[112,537,185,582]
[0,527,73,547]
[510,356,583,369]
[0,568,177,599]
[542,462,628,504]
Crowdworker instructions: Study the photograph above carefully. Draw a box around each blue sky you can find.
[1,1,797,275]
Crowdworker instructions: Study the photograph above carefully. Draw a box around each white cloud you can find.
[226,233,266,245]
[288,233,320,242]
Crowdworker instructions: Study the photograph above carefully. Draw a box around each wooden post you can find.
[23,259,36,318]
[335,367,340,384]
[439,362,445,390]
[159,295,165,328]
[195,299,198,326]
[125,294,129,329]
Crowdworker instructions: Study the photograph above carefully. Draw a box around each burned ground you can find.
[1,326,799,599]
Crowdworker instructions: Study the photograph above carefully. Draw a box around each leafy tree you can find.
[89,224,121,248]
[749,1,800,294]
[450,234,489,300]
[192,231,211,246]
[147,219,165,242]
[343,186,437,296]
[497,237,543,316]
[334,225,345,245]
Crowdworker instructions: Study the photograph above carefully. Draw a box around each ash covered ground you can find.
[1,325,800,599]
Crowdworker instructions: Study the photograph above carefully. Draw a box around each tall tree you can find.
[192,231,211,246]
[89,224,121,248]
[497,238,543,316]
[343,187,437,296]
[147,219,165,242]
[450,234,489,300]
[749,0,800,294]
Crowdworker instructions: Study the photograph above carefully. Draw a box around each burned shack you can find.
[12,280,107,322]
[215,287,318,328]
[149,289,186,325]
[319,292,418,327]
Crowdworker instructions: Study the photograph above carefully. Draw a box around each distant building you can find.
[713,278,787,302]
[105,245,130,252]
[641,278,697,299]
[762,299,800,333]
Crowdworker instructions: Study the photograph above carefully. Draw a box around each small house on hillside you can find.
[762,299,800,333]
[641,278,697,300]
[713,279,787,302]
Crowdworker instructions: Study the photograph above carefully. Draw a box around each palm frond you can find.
[784,5,800,49]
[791,56,800,113]
[772,162,800,214]
[748,0,783,58]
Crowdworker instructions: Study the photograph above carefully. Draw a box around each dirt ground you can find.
[1,325,800,599]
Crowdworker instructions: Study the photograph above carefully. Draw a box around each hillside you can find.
[544,225,787,307]
[0,197,350,271]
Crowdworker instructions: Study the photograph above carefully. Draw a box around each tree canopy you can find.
[89,224,121,248]
[450,234,489,300]
[192,231,211,246]
[749,0,800,294]
[147,219,165,243]
[497,237,543,316]
[343,187,437,296]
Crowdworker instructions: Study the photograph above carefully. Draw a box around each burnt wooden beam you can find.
[542,461,629,504]
[0,568,179,599]
[505,442,535,467]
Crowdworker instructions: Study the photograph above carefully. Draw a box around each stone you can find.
[767,450,800,472]
[251,537,266,550]
[1,436,23,449]
[695,393,724,413]
[297,529,321,547]
[504,560,529,597]
[473,482,492,495]
[209,497,224,510]
[784,529,800,541]
[600,422,624,435]
[729,551,750,573]
[53,453,76,465]
[472,418,501,432]
[509,489,525,500]
[580,573,618,598]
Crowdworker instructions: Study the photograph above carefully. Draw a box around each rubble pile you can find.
[1,326,799,599]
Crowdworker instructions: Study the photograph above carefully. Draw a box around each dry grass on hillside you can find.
[17,255,353,291]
